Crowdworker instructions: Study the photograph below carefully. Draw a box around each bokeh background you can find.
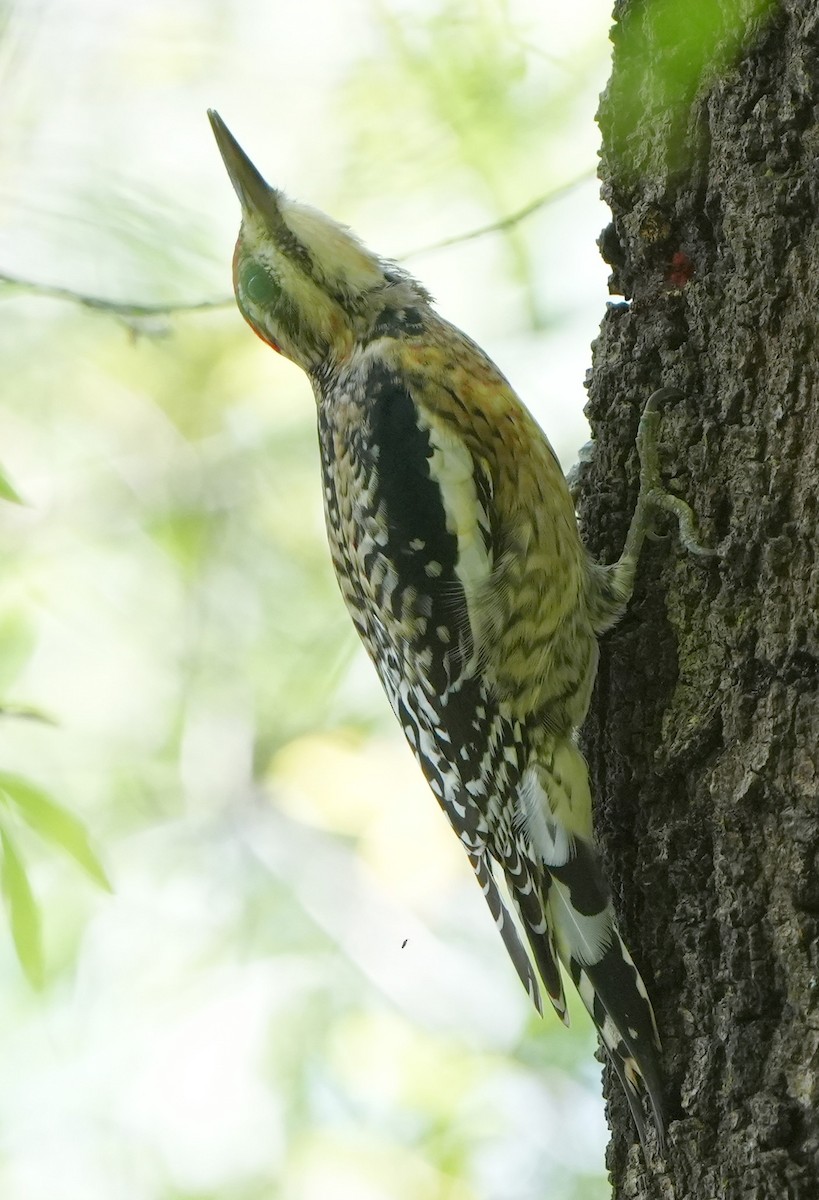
[0,1,616,1196]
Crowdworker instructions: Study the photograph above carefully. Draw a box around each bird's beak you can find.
[208,109,276,219]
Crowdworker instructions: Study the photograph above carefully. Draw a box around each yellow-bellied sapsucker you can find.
[209,110,713,1151]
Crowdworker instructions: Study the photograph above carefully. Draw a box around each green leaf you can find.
[0,465,23,505]
[0,824,44,987]
[0,612,38,691]
[0,774,112,892]
[0,703,57,726]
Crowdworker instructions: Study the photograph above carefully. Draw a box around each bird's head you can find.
[208,111,430,374]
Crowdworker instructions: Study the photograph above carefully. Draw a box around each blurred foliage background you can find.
[0,0,615,1196]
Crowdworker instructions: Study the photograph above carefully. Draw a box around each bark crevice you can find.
[582,1,819,1194]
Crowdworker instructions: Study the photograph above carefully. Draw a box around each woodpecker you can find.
[209,110,712,1151]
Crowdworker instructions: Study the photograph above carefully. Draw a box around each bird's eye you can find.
[239,262,281,307]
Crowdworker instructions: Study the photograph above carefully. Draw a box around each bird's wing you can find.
[354,361,566,1017]
[383,334,590,725]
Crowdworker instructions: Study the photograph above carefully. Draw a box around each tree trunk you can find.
[580,1,819,1195]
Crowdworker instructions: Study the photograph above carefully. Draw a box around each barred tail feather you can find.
[468,849,543,1014]
[503,844,567,1024]
[520,745,665,1150]
[547,856,665,1151]
[571,942,666,1154]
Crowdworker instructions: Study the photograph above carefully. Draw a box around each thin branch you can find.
[0,170,597,320]
[0,705,57,726]
[0,270,232,318]
[398,168,596,259]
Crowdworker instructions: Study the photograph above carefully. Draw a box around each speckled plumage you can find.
[209,110,670,1152]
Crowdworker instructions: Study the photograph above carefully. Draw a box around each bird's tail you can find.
[468,842,568,1023]
[521,741,666,1152]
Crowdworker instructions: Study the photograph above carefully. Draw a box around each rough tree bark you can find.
[579,1,819,1196]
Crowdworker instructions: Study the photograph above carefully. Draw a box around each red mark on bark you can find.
[665,251,695,289]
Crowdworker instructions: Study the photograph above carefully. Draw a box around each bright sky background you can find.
[0,3,618,1198]
[2,0,613,459]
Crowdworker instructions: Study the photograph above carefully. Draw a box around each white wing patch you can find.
[424,417,493,649]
